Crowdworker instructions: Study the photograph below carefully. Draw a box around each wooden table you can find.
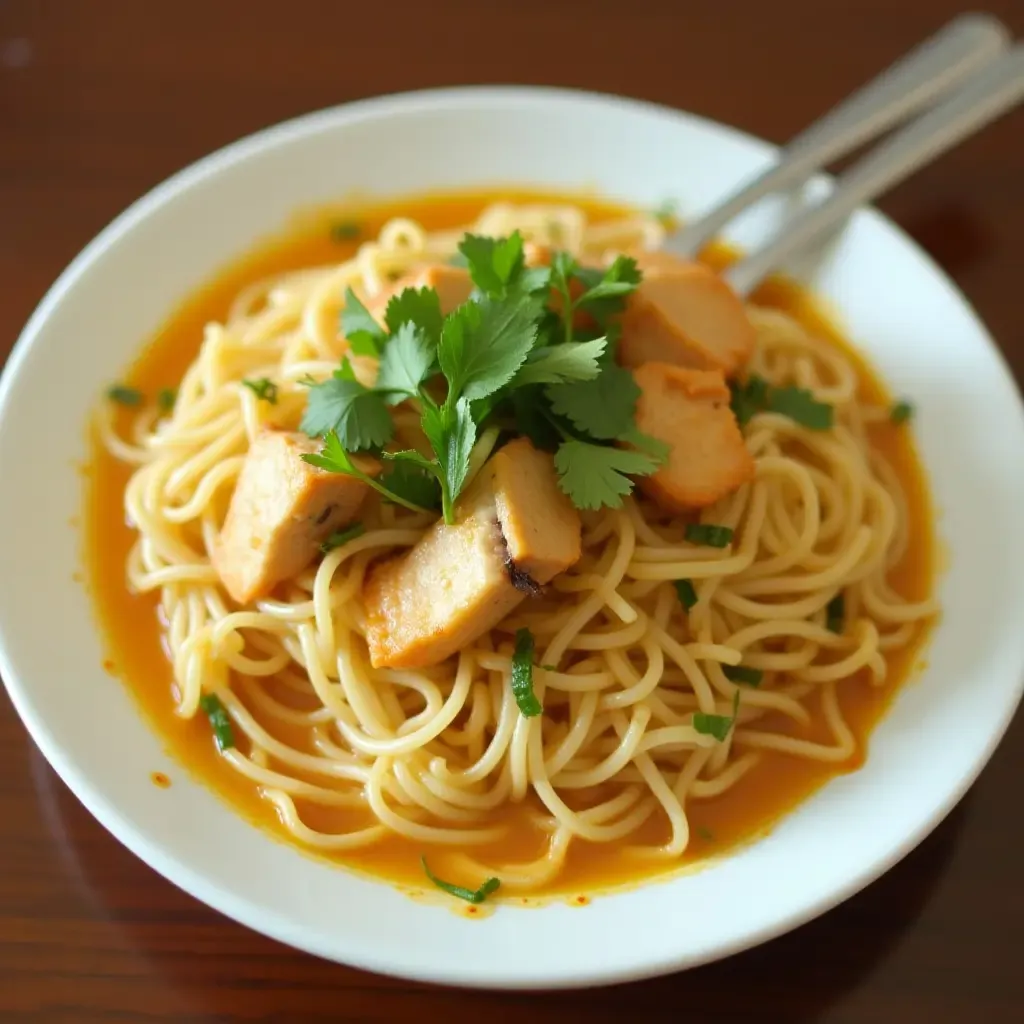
[2,1,1023,1019]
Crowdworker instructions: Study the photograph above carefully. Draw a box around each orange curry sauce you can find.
[82,190,935,897]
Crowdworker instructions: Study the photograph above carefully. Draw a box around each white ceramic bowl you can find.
[2,87,1023,990]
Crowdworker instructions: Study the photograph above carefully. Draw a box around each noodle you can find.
[99,199,938,894]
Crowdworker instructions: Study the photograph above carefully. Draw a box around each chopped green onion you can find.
[695,825,714,842]
[765,386,834,430]
[693,690,741,742]
[890,400,914,424]
[723,664,763,687]
[329,220,362,242]
[674,578,698,611]
[511,628,543,717]
[157,387,177,414]
[107,384,143,406]
[685,523,734,548]
[243,377,278,404]
[320,522,365,554]
[826,593,845,634]
[199,694,235,751]
[421,856,501,904]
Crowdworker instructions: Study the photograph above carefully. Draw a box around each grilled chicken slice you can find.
[214,430,379,604]
[618,260,755,376]
[631,363,754,511]
[363,439,581,669]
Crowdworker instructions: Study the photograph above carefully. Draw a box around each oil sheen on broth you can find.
[83,190,935,897]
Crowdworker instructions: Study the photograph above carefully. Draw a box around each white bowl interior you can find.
[1,87,1023,989]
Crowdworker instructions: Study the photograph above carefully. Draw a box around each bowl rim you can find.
[2,84,1024,989]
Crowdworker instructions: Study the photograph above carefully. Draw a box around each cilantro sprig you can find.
[299,229,662,520]
[301,431,432,514]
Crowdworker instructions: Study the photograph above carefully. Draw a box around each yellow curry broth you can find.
[83,190,934,896]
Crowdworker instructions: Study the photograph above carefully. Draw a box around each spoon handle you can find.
[725,46,1024,297]
[667,13,1009,258]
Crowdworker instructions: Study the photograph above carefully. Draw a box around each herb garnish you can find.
[890,400,914,424]
[723,664,763,687]
[730,374,833,431]
[329,220,362,242]
[511,628,543,717]
[302,431,433,513]
[319,522,365,554]
[107,384,143,406]
[300,230,664,520]
[674,579,699,611]
[242,378,279,404]
[826,593,845,634]
[684,523,734,548]
[199,693,235,751]
[157,387,177,414]
[421,856,501,904]
[693,690,741,743]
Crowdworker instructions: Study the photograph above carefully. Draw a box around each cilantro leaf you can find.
[547,251,578,345]
[766,386,834,430]
[379,453,443,511]
[730,374,833,431]
[553,441,658,510]
[510,387,562,450]
[300,430,363,474]
[533,308,563,350]
[340,286,386,357]
[300,362,394,451]
[511,338,607,387]
[375,323,435,402]
[519,266,553,295]
[438,293,541,404]
[573,256,641,322]
[422,397,477,522]
[548,251,577,303]
[545,364,640,440]
[384,286,443,346]
[458,232,525,297]
[730,375,770,427]
[619,427,671,465]
[320,522,365,554]
[301,431,433,513]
